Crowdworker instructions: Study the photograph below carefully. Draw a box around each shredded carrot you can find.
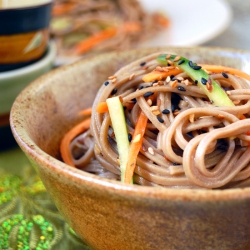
[200,64,250,81]
[52,3,76,16]
[124,111,148,183]
[154,13,170,28]
[143,64,250,83]
[72,22,141,55]
[60,118,91,167]
[142,68,182,82]
[78,107,92,116]
[96,102,109,113]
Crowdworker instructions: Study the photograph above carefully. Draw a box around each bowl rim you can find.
[0,0,51,11]
[0,40,56,80]
[10,46,250,202]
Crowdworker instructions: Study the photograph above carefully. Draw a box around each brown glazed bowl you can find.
[10,47,250,250]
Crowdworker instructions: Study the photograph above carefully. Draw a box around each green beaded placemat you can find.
[0,147,92,250]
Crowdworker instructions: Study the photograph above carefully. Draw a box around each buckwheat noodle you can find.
[67,52,250,189]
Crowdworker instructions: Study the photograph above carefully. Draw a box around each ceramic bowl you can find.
[10,47,250,250]
[0,0,52,72]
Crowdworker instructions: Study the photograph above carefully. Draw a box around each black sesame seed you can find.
[111,88,117,95]
[144,91,154,98]
[170,75,175,80]
[131,98,137,104]
[194,80,198,85]
[178,59,185,65]
[156,116,164,123]
[188,61,202,70]
[192,65,202,70]
[104,81,110,86]
[139,85,144,90]
[201,77,207,85]
[162,109,170,114]
[172,162,180,166]
[222,72,229,78]
[177,86,186,92]
[128,133,132,142]
[140,61,146,67]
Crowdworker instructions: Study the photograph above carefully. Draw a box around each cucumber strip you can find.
[157,54,234,107]
[106,96,130,183]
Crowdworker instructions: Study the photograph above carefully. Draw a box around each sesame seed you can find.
[148,147,155,155]
[167,60,174,66]
[173,55,181,62]
[178,59,185,65]
[111,88,117,95]
[150,106,159,111]
[140,62,146,67]
[156,116,164,123]
[156,66,163,72]
[188,61,202,70]
[131,98,137,104]
[206,82,213,92]
[189,113,194,123]
[129,73,135,80]
[222,72,229,78]
[162,109,170,114]
[104,81,110,86]
[166,76,171,83]
[177,86,186,92]
[166,54,171,59]
[170,80,178,88]
[184,79,191,86]
[144,92,154,98]
[139,85,144,90]
[217,114,225,119]
[233,100,241,105]
[162,67,169,72]
[128,133,132,142]
[194,80,198,84]
[133,134,141,143]
[201,77,207,85]
[147,99,152,106]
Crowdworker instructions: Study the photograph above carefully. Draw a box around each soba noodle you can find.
[63,52,250,189]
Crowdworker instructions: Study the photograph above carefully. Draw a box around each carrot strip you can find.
[142,68,182,82]
[200,64,250,81]
[96,102,109,113]
[78,107,92,116]
[60,118,91,167]
[72,22,141,55]
[52,3,76,16]
[124,111,148,183]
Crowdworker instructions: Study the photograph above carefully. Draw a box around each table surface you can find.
[1,0,249,249]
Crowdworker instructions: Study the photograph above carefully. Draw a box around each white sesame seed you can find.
[148,147,154,155]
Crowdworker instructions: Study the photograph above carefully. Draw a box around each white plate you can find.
[138,0,232,47]
[55,0,232,66]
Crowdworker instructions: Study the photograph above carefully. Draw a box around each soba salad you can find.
[60,52,250,189]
